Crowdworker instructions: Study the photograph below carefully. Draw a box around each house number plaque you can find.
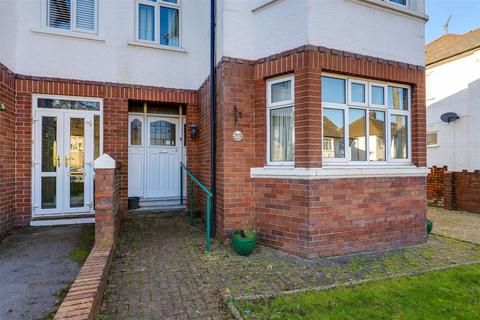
[232,130,243,142]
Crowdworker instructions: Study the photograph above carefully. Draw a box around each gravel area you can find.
[428,206,480,244]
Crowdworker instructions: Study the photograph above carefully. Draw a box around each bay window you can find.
[136,0,180,47]
[267,76,295,165]
[322,74,411,164]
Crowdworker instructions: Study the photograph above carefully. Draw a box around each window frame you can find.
[45,0,99,34]
[135,0,182,48]
[322,73,412,165]
[427,131,439,148]
[266,75,295,166]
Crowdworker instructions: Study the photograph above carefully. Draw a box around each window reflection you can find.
[349,108,367,161]
[391,115,408,159]
[368,111,386,161]
[150,120,176,146]
[323,108,345,158]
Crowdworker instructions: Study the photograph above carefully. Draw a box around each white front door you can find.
[33,98,101,216]
[128,115,182,199]
[146,116,181,198]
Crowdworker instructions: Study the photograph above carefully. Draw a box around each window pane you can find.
[48,0,71,30]
[322,76,346,104]
[94,115,100,160]
[139,4,155,41]
[76,0,95,31]
[131,119,142,145]
[323,108,345,158]
[372,85,385,105]
[162,0,177,3]
[270,107,294,162]
[391,115,408,159]
[38,98,100,111]
[427,132,438,146]
[160,6,179,46]
[69,118,85,208]
[349,108,367,161]
[351,82,366,103]
[42,177,57,209]
[368,111,386,161]
[150,120,176,146]
[271,80,291,103]
[390,0,407,5]
[388,86,408,110]
[41,117,57,172]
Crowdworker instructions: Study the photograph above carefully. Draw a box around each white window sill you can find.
[351,0,428,22]
[31,27,105,43]
[427,145,439,148]
[127,41,187,53]
[251,165,430,179]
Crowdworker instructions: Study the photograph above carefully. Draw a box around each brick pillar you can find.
[443,171,454,210]
[294,51,322,168]
[94,154,120,245]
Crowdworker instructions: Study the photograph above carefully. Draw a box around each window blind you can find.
[48,0,71,30]
[76,0,96,31]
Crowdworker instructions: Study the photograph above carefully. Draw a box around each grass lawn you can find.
[233,264,480,320]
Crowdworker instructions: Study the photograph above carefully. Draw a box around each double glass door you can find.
[33,111,96,216]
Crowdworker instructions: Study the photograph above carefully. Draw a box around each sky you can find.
[425,0,480,44]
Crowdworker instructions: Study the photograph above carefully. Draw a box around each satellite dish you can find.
[440,112,459,123]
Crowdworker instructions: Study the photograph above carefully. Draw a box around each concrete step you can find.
[138,197,185,207]
[128,205,186,214]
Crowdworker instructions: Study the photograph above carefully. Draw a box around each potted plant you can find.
[427,219,433,234]
[232,229,257,256]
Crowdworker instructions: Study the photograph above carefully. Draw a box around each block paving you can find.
[100,213,480,319]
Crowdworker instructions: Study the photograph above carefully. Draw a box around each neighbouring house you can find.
[426,28,480,171]
[0,0,429,258]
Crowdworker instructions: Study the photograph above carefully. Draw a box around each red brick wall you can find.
[254,177,427,258]
[0,65,16,239]
[5,65,197,227]
[427,166,447,207]
[428,167,480,213]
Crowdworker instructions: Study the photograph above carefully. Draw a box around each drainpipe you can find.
[210,0,217,237]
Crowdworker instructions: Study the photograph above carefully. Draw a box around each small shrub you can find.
[233,229,257,239]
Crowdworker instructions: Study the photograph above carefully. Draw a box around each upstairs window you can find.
[386,0,407,7]
[322,74,411,164]
[136,0,180,47]
[47,0,98,33]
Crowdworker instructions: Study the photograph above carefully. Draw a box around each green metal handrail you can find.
[179,162,212,252]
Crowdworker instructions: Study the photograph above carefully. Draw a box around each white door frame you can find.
[128,107,186,200]
[32,94,103,217]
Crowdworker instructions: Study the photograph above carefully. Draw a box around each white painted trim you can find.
[127,41,187,53]
[30,217,95,226]
[250,166,429,179]
[31,27,105,42]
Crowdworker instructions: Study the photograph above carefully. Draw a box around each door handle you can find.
[53,155,61,168]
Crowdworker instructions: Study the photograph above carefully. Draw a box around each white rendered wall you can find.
[220,0,426,66]
[426,51,480,171]
[1,0,210,90]
[0,1,18,70]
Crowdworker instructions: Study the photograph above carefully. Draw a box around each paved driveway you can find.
[100,213,480,320]
[0,224,94,320]
[428,206,480,244]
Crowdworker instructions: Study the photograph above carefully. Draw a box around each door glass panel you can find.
[41,177,56,209]
[70,118,85,208]
[131,119,142,145]
[41,117,57,172]
[38,98,100,111]
[150,120,176,146]
[94,115,100,160]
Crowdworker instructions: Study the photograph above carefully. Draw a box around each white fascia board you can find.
[250,166,430,179]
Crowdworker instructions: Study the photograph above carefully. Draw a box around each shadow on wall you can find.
[427,78,480,171]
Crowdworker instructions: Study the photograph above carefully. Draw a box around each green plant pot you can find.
[232,233,257,256]
[427,219,433,234]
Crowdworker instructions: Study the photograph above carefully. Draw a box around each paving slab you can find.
[0,224,94,320]
[100,213,480,320]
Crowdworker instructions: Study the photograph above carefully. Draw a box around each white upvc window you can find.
[322,74,412,165]
[267,75,295,166]
[427,132,438,147]
[135,0,181,47]
[385,0,408,7]
[46,0,98,34]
